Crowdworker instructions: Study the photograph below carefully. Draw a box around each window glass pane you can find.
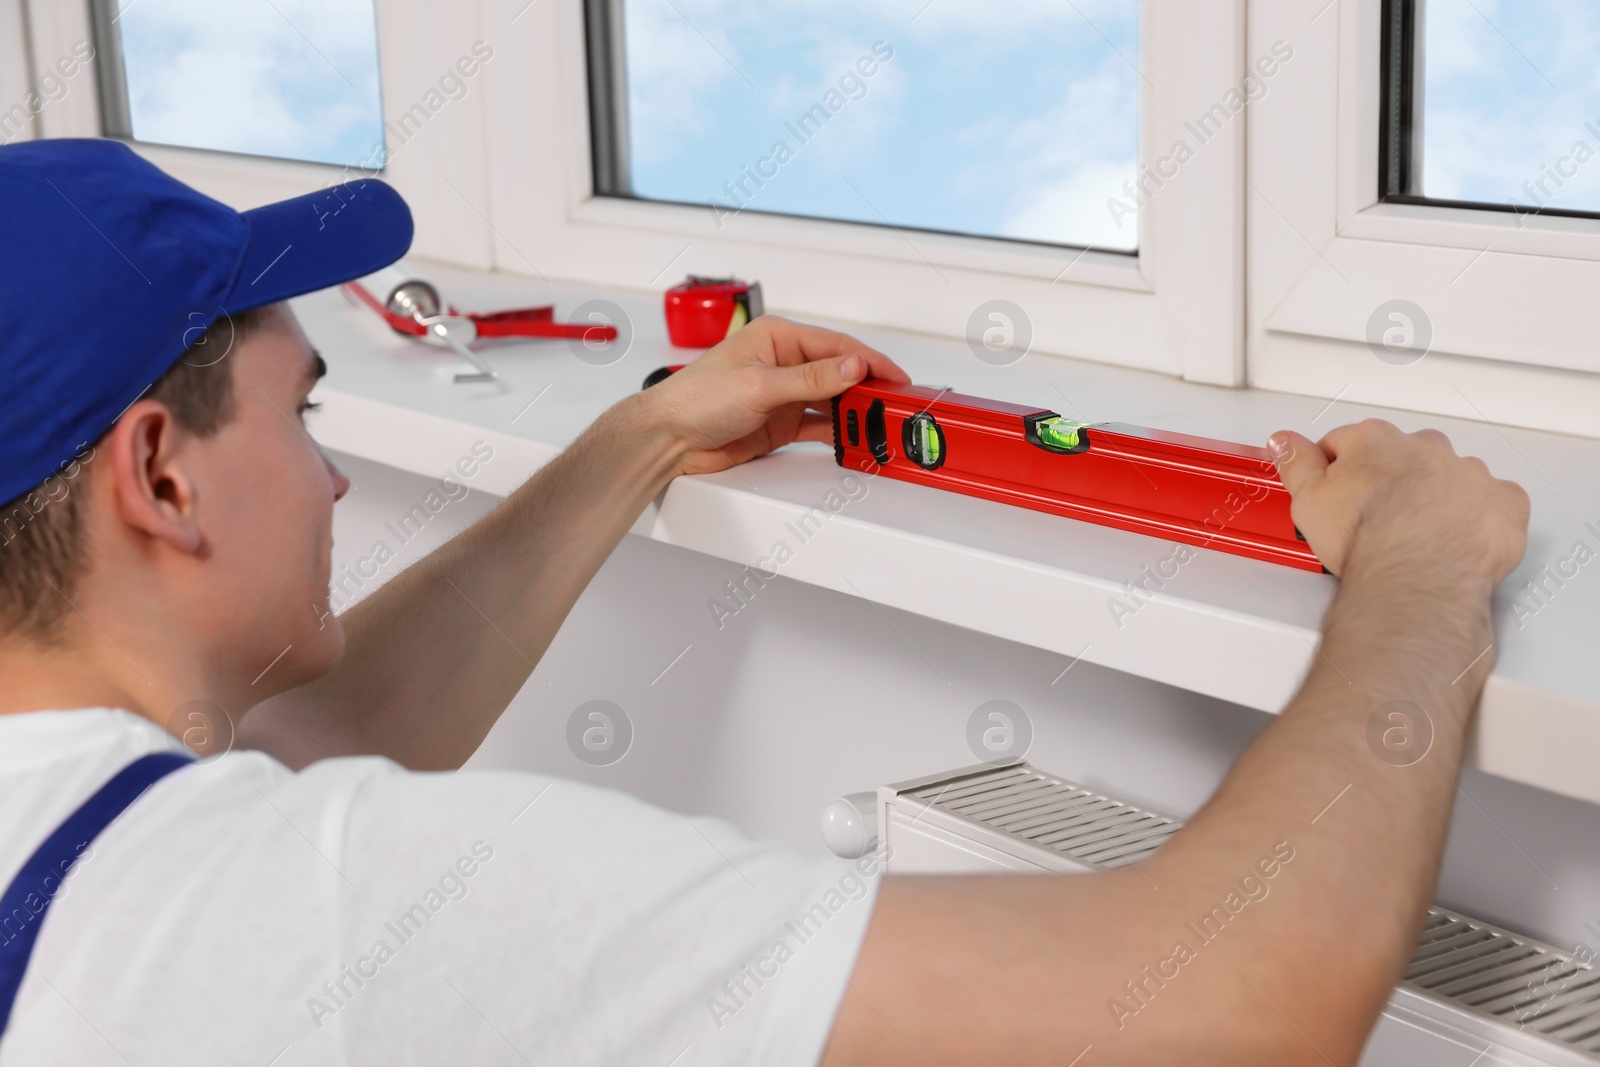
[1416,0,1600,215]
[614,0,1141,251]
[106,0,385,169]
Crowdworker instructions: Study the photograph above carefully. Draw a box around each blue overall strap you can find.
[0,751,193,1037]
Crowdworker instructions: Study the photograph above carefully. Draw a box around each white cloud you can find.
[1418,0,1600,211]
[618,0,1140,244]
[985,67,1139,247]
[115,0,383,167]
[622,0,752,168]
[1000,158,1137,250]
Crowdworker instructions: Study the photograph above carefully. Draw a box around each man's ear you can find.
[103,399,204,555]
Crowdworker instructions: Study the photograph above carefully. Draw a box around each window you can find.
[588,0,1142,252]
[1384,0,1600,219]
[21,0,500,269]
[91,0,385,169]
[488,0,1247,383]
[19,0,1251,383]
[1246,0,1600,441]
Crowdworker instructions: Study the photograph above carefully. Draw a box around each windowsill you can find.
[292,259,1600,807]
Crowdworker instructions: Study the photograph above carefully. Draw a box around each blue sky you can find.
[111,0,1142,247]
[115,0,384,168]
[1420,0,1600,212]
[110,0,1600,245]
[620,0,1141,251]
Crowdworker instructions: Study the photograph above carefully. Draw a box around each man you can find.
[0,139,1528,1066]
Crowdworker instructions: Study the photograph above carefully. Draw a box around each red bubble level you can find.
[830,379,1324,573]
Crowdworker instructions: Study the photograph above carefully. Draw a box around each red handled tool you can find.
[343,266,619,383]
[641,364,686,389]
[664,276,763,348]
[832,379,1322,572]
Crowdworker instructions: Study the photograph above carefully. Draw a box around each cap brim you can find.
[224,176,413,313]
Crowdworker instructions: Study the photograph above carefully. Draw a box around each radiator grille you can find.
[1406,907,1600,1059]
[894,762,1600,1064]
[902,763,1181,871]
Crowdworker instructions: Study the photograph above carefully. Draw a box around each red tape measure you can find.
[664,276,762,348]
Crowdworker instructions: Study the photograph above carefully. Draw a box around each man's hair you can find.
[0,305,275,641]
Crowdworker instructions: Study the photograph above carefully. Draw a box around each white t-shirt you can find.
[0,709,881,1067]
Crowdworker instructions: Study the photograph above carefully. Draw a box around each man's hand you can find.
[1269,420,1529,584]
[636,315,911,477]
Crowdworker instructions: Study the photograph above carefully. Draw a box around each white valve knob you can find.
[820,792,879,859]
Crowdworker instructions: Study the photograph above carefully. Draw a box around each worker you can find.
[0,139,1530,1066]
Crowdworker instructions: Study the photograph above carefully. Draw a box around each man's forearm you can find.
[240,393,690,769]
[829,544,1500,1066]
[1142,541,1495,1059]
[239,316,903,769]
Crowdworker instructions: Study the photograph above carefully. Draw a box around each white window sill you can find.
[291,259,1600,806]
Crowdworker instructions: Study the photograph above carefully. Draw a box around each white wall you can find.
[329,450,1600,953]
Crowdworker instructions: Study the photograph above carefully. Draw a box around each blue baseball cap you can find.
[0,138,413,507]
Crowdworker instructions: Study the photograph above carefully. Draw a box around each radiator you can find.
[872,762,1600,1067]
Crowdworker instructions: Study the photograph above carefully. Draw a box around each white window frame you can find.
[14,0,502,270]
[0,1,32,118]
[13,0,1255,386]
[486,0,1249,384]
[1247,0,1600,440]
